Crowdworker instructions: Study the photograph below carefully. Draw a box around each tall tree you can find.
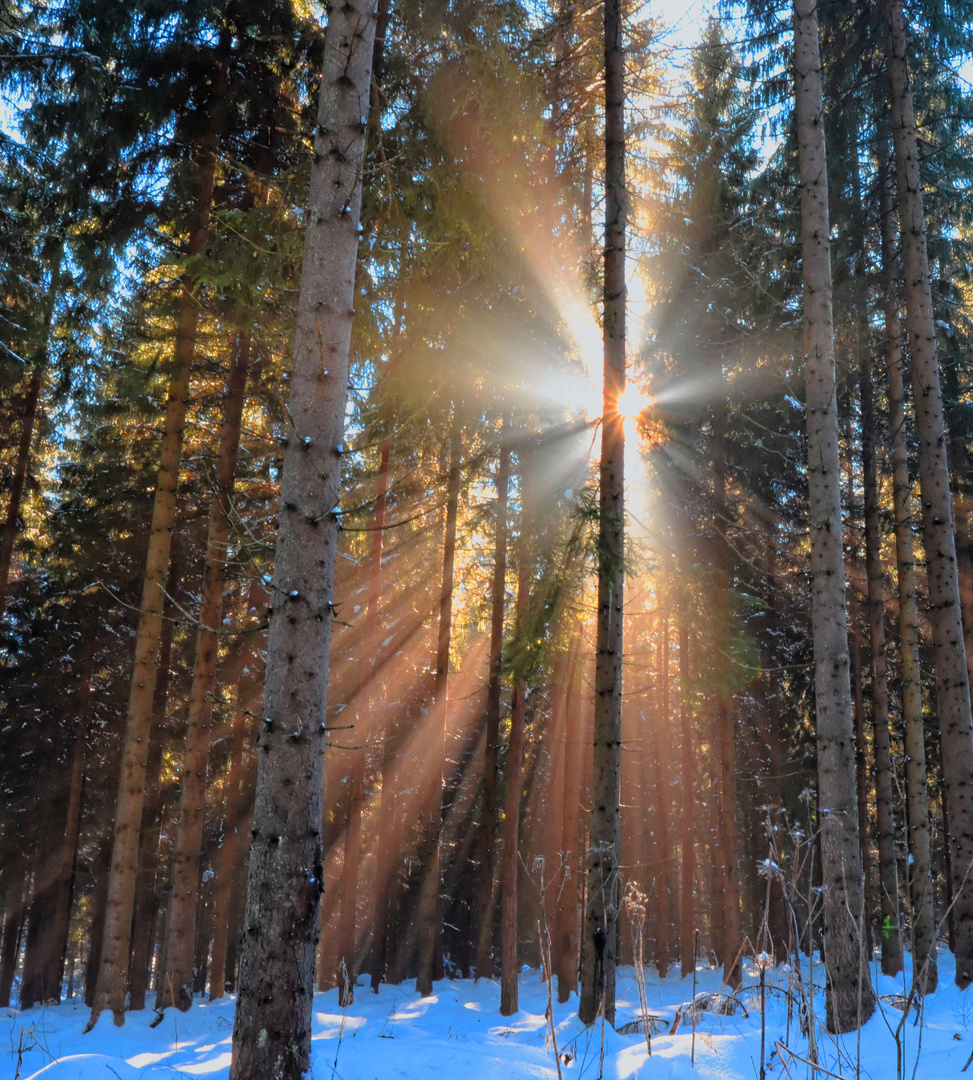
[228,0,379,1074]
[160,328,251,1012]
[792,0,875,1032]
[883,0,973,986]
[86,33,230,1024]
[578,0,625,1028]
[880,159,938,990]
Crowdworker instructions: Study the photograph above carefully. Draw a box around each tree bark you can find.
[884,0,973,986]
[336,438,391,1005]
[861,356,903,975]
[162,328,251,1011]
[880,157,938,990]
[208,609,261,1001]
[475,437,510,981]
[0,847,29,1007]
[499,484,531,1015]
[0,260,58,620]
[128,588,178,1011]
[41,640,96,1004]
[228,2,378,1071]
[712,420,741,988]
[87,52,226,1025]
[793,0,875,1032]
[677,545,696,978]
[415,417,462,997]
[578,0,625,1028]
[555,632,584,1002]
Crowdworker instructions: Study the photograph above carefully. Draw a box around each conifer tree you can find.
[578,0,625,1028]
[883,0,973,987]
[229,1,379,1074]
[792,0,875,1033]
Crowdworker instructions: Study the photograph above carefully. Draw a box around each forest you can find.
[3,0,973,1077]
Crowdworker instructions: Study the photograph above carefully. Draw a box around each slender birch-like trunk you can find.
[883,0,973,986]
[228,3,378,1074]
[793,0,875,1032]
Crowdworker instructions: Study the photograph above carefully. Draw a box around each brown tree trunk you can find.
[336,438,391,1005]
[500,496,531,1015]
[884,0,973,986]
[40,641,96,1004]
[655,608,673,977]
[162,329,252,1012]
[677,553,696,978]
[208,641,255,1001]
[861,356,903,975]
[849,607,875,954]
[880,158,938,990]
[750,507,788,954]
[0,261,58,620]
[128,591,178,1011]
[712,422,741,988]
[475,438,510,981]
[578,0,625,1029]
[87,54,226,1026]
[415,418,462,996]
[0,847,29,1007]
[228,3,378,1074]
[793,0,875,1031]
[555,632,584,1003]
[0,366,42,620]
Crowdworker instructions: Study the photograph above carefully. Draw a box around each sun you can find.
[616,382,653,422]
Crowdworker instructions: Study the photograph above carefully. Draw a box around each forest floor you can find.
[4,950,972,1079]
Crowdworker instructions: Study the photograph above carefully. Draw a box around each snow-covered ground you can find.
[5,953,973,1079]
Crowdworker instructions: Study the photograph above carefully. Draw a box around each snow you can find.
[5,953,973,1080]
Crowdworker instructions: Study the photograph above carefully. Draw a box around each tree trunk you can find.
[228,3,378,1072]
[128,591,178,1011]
[712,421,741,988]
[861,356,904,975]
[415,417,461,997]
[162,328,251,1012]
[500,490,531,1016]
[556,632,584,1003]
[884,0,973,986]
[578,0,625,1028]
[87,53,226,1026]
[336,438,391,1005]
[677,550,696,978]
[475,438,510,981]
[0,847,29,1007]
[0,261,58,620]
[793,0,875,1032]
[41,640,95,1004]
[849,607,875,954]
[208,641,255,1001]
[880,158,938,990]
[84,835,113,1007]
[655,608,673,977]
